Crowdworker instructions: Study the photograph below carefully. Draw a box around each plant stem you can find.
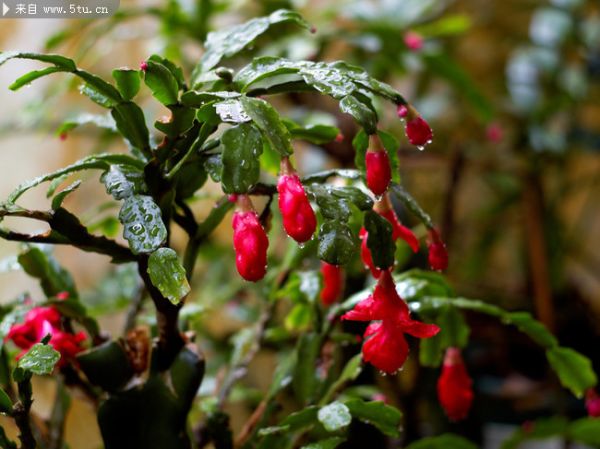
[13,376,36,449]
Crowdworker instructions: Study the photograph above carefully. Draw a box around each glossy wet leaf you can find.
[364,210,395,270]
[220,123,263,194]
[18,246,77,297]
[143,60,179,106]
[301,437,344,449]
[154,105,196,137]
[546,347,597,398]
[111,102,150,154]
[344,399,402,437]
[318,221,356,266]
[112,68,141,101]
[18,343,60,375]
[284,120,340,144]
[506,311,557,348]
[51,180,81,210]
[214,99,251,123]
[339,95,377,134]
[0,51,76,71]
[101,165,147,200]
[119,195,167,255]
[318,402,351,432]
[0,388,11,414]
[293,333,321,404]
[147,248,190,304]
[56,112,116,136]
[240,96,293,156]
[77,341,134,392]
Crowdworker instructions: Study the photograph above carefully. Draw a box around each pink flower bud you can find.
[404,31,424,51]
[586,389,600,417]
[277,159,317,243]
[398,104,433,148]
[437,347,474,421]
[232,196,269,282]
[140,61,148,72]
[428,229,448,271]
[320,262,344,306]
[396,105,408,118]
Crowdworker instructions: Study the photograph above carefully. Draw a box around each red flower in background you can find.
[320,262,344,306]
[232,195,269,282]
[403,31,424,51]
[427,228,448,271]
[437,347,474,421]
[586,389,600,417]
[277,158,317,243]
[360,196,419,277]
[342,270,439,373]
[6,302,86,367]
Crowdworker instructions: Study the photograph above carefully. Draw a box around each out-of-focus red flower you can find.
[320,262,344,306]
[277,158,316,243]
[342,270,439,373]
[5,305,86,367]
[427,228,448,271]
[232,195,269,282]
[437,347,474,421]
[403,31,424,51]
[360,196,419,277]
[586,389,600,417]
[486,122,503,143]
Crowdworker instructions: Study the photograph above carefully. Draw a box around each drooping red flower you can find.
[6,305,86,367]
[320,262,344,306]
[232,195,269,282]
[342,270,439,373]
[586,389,600,417]
[360,196,419,277]
[404,31,424,51]
[397,104,433,148]
[437,347,474,421]
[365,150,391,196]
[277,158,317,243]
[427,228,448,271]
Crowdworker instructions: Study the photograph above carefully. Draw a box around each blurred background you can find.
[1,0,599,448]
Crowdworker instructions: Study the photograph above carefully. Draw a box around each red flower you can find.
[397,104,433,148]
[586,389,600,417]
[320,262,344,306]
[6,305,86,367]
[277,158,317,243]
[403,31,424,51]
[437,347,474,421]
[427,228,448,271]
[140,61,148,72]
[360,196,419,277]
[486,122,503,143]
[232,195,269,282]
[365,151,391,196]
[342,270,439,373]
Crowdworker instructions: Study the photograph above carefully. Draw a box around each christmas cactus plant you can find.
[0,9,599,449]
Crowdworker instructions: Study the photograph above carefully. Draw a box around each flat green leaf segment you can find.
[317,402,351,432]
[364,210,395,270]
[220,123,263,194]
[192,9,310,79]
[118,195,167,255]
[405,434,478,449]
[18,343,61,375]
[240,96,294,156]
[0,388,12,414]
[147,248,190,305]
[143,60,179,106]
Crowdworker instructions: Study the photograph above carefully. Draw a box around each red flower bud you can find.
[437,347,474,421]
[232,196,269,282]
[335,133,345,143]
[365,135,392,196]
[427,229,448,271]
[277,158,317,243]
[320,262,344,306]
[586,389,600,417]
[403,31,424,51]
[56,291,69,301]
[486,122,503,143]
[398,104,433,148]
[59,132,68,141]
[140,61,148,72]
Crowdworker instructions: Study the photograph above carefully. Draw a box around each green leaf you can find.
[321,354,363,404]
[301,437,344,449]
[56,113,116,135]
[352,129,369,173]
[259,406,319,436]
[9,66,68,90]
[318,402,351,432]
[18,343,61,375]
[220,123,263,194]
[77,340,134,392]
[192,9,310,79]
[112,69,141,101]
[51,180,81,210]
[285,121,340,145]
[318,222,357,266]
[405,434,478,449]
[240,96,293,156]
[0,51,76,71]
[506,312,557,348]
[293,333,321,404]
[147,248,190,305]
[390,183,435,229]
[118,195,167,255]
[569,417,600,446]
[0,388,12,414]
[344,399,402,437]
[111,102,150,153]
[101,165,147,200]
[154,105,196,138]
[309,185,373,221]
[77,71,123,107]
[377,130,400,183]
[18,246,76,297]
[143,60,180,106]
[214,99,251,123]
[169,346,204,409]
[364,210,395,270]
[148,55,185,89]
[181,90,241,107]
[546,347,597,398]
[285,303,313,332]
[339,95,377,135]
[439,305,470,349]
